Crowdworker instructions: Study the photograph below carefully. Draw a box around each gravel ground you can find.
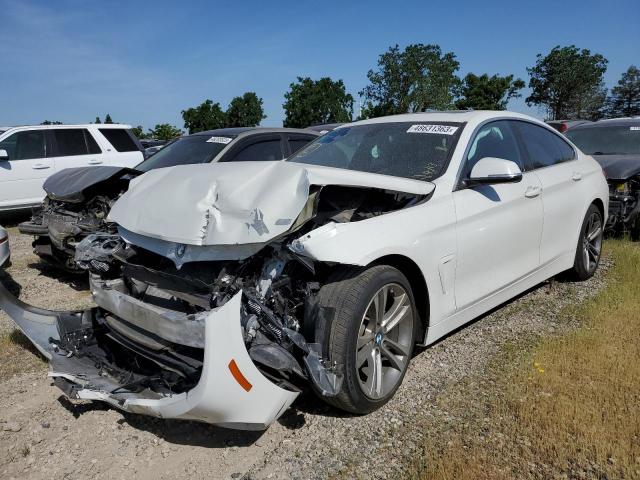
[0,222,610,480]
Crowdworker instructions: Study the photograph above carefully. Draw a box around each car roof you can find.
[570,117,640,130]
[344,110,544,128]
[1,123,133,132]
[191,127,320,137]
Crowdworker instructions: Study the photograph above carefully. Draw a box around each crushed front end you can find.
[605,177,640,239]
[2,161,433,429]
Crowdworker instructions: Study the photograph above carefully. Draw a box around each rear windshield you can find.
[566,125,640,155]
[136,135,236,172]
[288,122,463,181]
[99,128,140,152]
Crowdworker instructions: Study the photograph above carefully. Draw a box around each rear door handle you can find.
[572,171,582,181]
[32,164,50,170]
[524,185,542,198]
[87,159,103,165]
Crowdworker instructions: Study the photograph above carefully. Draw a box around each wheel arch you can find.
[368,254,430,342]
[591,197,605,222]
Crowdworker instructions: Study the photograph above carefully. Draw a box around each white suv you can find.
[0,124,143,211]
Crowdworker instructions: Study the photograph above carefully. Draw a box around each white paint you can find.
[109,161,434,246]
[0,124,143,211]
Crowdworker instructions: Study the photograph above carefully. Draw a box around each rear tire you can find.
[630,220,640,242]
[567,204,603,281]
[313,265,417,414]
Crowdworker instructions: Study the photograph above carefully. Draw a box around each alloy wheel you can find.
[583,211,603,272]
[355,283,414,400]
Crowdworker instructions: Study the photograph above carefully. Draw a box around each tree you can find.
[94,116,102,124]
[607,65,640,118]
[526,45,608,120]
[104,114,114,124]
[131,125,149,139]
[40,120,63,125]
[359,44,460,118]
[226,92,266,127]
[455,73,525,110]
[148,124,183,141]
[181,100,228,133]
[283,77,353,127]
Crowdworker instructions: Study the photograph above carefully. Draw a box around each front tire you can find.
[567,204,603,281]
[314,265,417,414]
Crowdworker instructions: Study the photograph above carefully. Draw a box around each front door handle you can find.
[87,159,103,165]
[524,185,542,198]
[32,163,50,170]
[572,171,583,181]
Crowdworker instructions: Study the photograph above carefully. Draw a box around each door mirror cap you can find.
[466,157,523,186]
[0,149,8,161]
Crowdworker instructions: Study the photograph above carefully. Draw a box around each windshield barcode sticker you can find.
[407,124,459,135]
[207,136,233,144]
[630,126,640,131]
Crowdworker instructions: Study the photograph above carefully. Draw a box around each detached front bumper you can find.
[0,283,299,430]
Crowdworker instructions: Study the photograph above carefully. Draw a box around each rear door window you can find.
[227,139,284,162]
[0,130,46,160]
[99,128,140,152]
[52,129,93,156]
[287,136,315,155]
[85,131,102,154]
[516,122,575,169]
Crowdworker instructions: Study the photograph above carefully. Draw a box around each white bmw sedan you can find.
[0,111,608,429]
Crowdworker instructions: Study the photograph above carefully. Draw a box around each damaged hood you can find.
[592,155,640,181]
[43,166,139,203]
[108,161,434,246]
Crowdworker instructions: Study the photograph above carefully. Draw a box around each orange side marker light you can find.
[228,359,253,392]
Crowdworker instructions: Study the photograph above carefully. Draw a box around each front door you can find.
[0,129,52,209]
[453,120,544,309]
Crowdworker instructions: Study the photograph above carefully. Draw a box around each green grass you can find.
[411,240,640,479]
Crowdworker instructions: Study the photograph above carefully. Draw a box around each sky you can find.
[0,0,638,130]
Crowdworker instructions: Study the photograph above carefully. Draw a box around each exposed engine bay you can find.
[606,177,640,240]
[18,166,138,271]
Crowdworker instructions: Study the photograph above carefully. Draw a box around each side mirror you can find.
[0,149,8,161]
[466,157,523,186]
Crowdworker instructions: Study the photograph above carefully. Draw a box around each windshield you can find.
[135,135,236,172]
[287,122,462,181]
[566,125,640,155]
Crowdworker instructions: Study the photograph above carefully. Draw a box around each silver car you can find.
[0,226,9,267]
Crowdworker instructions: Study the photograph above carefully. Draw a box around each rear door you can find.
[97,128,144,168]
[515,121,584,265]
[220,134,287,162]
[0,129,52,209]
[49,128,104,172]
[285,133,318,156]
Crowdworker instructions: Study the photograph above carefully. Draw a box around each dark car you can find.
[566,118,640,239]
[546,119,591,133]
[19,127,319,270]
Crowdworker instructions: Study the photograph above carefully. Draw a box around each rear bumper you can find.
[0,282,298,430]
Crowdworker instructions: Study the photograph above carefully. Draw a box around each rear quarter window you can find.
[99,129,140,152]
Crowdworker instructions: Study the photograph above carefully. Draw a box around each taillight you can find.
[559,123,569,133]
